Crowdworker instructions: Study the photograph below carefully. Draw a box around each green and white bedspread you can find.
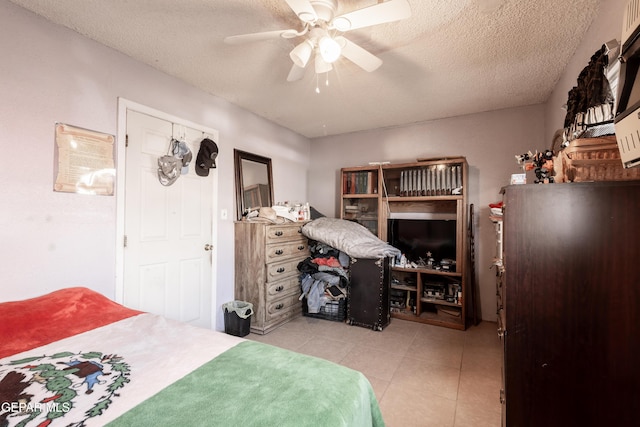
[109,340,383,427]
[1,305,384,427]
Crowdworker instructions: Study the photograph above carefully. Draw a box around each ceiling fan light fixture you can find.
[315,52,333,73]
[290,40,314,68]
[318,36,341,63]
[226,0,411,84]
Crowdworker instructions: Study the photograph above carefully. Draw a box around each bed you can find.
[0,287,384,427]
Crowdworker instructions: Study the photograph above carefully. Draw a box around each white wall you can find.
[309,105,545,322]
[0,0,310,330]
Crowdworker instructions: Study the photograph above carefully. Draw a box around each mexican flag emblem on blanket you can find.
[0,351,130,426]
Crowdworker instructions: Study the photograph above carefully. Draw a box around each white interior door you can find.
[123,110,214,328]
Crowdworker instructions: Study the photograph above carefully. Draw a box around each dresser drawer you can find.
[267,276,301,301]
[265,224,305,243]
[266,239,309,263]
[265,293,302,321]
[266,258,301,281]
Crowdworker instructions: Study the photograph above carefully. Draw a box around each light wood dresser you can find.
[234,221,309,334]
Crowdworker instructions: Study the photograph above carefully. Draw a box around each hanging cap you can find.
[196,138,218,177]
[157,155,182,186]
[172,139,193,175]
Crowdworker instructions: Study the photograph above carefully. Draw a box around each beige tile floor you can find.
[247,316,503,427]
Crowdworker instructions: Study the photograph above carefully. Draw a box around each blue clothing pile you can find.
[297,240,350,314]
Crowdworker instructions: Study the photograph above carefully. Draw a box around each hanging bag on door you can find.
[157,138,182,186]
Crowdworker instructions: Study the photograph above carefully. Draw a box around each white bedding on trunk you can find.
[301,217,401,259]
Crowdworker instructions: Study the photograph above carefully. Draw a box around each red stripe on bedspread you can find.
[0,287,142,358]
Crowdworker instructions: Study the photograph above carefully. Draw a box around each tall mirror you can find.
[234,149,274,220]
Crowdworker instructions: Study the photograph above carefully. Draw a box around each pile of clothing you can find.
[297,240,350,314]
[562,40,619,143]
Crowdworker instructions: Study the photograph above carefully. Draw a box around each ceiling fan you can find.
[224,0,412,82]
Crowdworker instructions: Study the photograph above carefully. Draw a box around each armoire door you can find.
[503,182,640,426]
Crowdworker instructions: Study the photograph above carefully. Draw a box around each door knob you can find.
[204,244,213,251]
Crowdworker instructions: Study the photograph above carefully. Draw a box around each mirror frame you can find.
[234,149,274,221]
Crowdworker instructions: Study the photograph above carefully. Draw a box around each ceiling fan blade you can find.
[332,0,411,32]
[224,29,299,45]
[337,37,383,72]
[284,0,318,23]
[287,64,307,82]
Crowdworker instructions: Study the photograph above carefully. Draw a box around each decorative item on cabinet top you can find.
[560,136,640,182]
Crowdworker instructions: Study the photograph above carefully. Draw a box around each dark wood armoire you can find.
[501,182,640,427]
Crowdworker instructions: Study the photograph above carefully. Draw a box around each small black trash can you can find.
[222,301,253,337]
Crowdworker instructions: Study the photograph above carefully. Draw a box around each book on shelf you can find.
[343,171,377,194]
[398,164,463,196]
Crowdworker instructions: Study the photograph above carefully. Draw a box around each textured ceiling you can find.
[9,0,602,138]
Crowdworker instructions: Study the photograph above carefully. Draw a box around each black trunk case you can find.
[347,257,391,331]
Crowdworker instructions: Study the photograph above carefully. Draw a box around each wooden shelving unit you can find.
[340,166,381,236]
[340,157,469,330]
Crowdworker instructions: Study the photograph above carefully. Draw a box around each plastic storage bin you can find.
[223,301,253,337]
[303,298,347,322]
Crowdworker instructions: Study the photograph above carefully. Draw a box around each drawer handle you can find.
[275,303,284,310]
[275,231,283,236]
[277,267,285,273]
[275,249,284,255]
[297,245,305,251]
[297,228,302,233]
[275,286,284,292]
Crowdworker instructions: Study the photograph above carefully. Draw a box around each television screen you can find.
[388,219,457,265]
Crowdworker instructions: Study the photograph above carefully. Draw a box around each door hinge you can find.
[125,134,129,147]
[123,235,128,248]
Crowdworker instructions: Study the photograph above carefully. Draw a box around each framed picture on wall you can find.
[53,123,115,196]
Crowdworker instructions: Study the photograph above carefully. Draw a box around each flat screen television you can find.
[387,218,457,265]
